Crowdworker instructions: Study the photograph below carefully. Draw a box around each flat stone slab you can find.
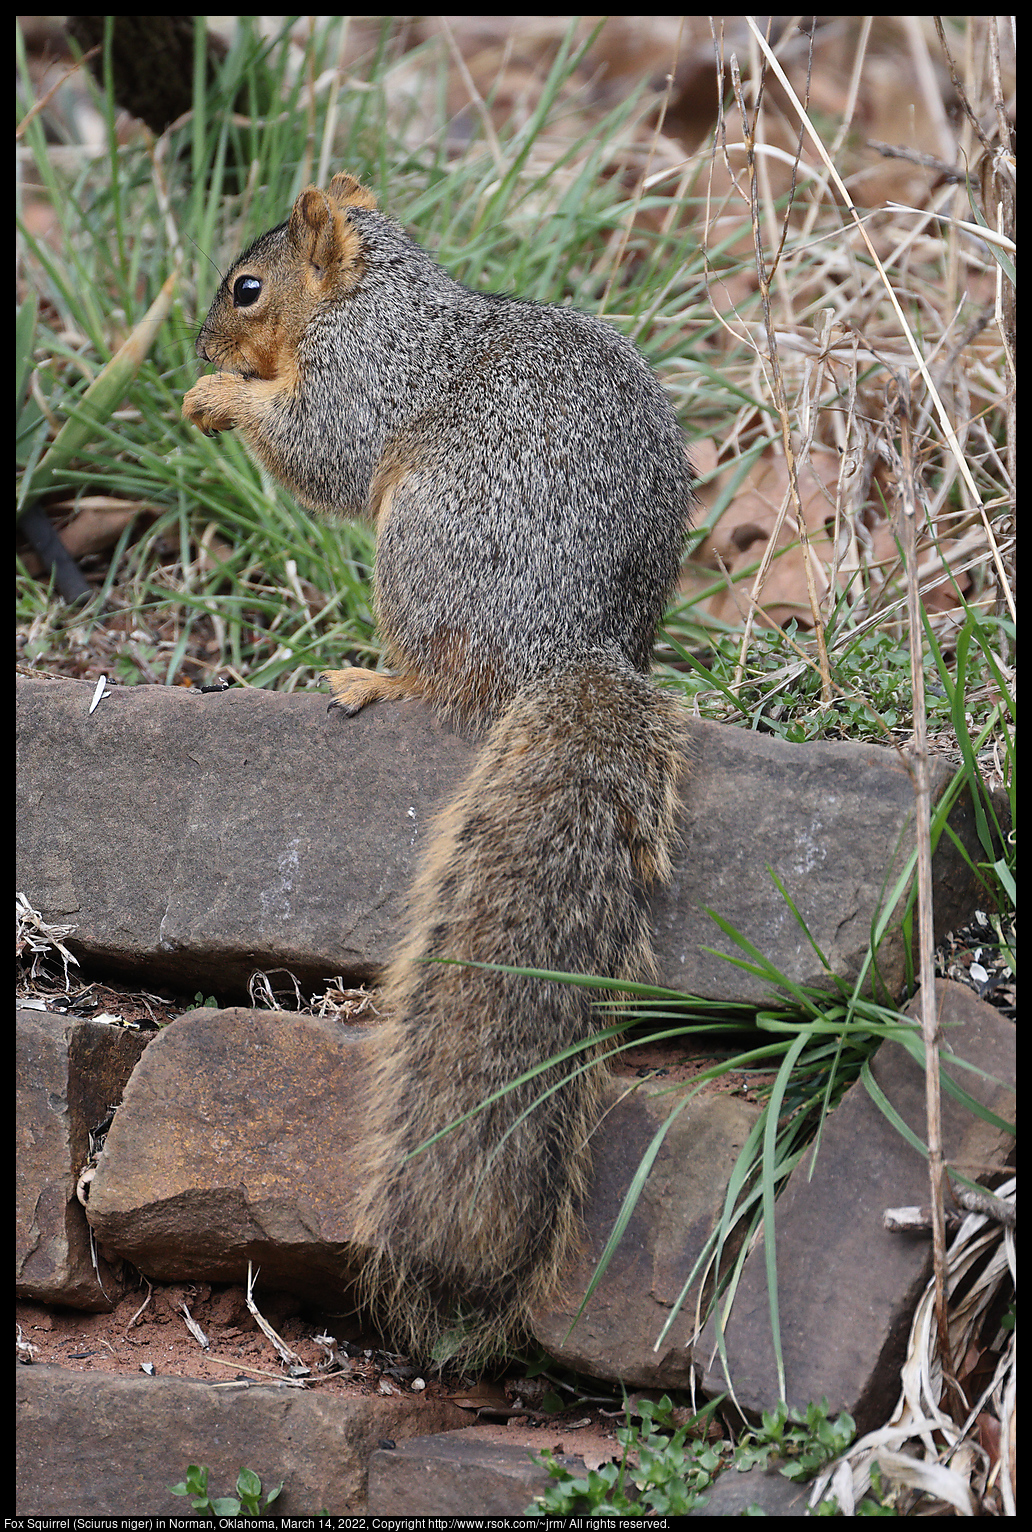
[369,1426,582,1516]
[17,676,992,1004]
[15,1364,468,1515]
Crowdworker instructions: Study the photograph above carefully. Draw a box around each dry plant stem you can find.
[954,1186,1016,1229]
[123,1282,154,1334]
[202,1353,308,1386]
[987,16,1017,494]
[728,54,832,705]
[438,15,506,175]
[938,15,1016,500]
[244,1260,306,1372]
[181,1301,210,1350]
[808,18,871,227]
[865,140,962,181]
[299,18,319,185]
[314,17,353,189]
[889,375,955,1413]
[15,43,101,137]
[987,17,1016,171]
[933,17,993,158]
[902,16,959,168]
[599,16,685,317]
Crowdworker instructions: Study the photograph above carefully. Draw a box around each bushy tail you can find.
[352,652,687,1366]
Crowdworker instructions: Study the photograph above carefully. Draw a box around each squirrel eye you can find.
[233,275,262,308]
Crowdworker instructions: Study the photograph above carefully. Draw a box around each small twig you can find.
[181,1302,210,1350]
[865,139,963,181]
[954,1185,1016,1229]
[883,1205,964,1234]
[202,1354,310,1386]
[986,16,1016,501]
[245,1261,310,1376]
[123,1282,154,1334]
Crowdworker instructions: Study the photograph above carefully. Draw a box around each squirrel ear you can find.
[289,186,333,243]
[326,172,378,212]
[288,186,361,275]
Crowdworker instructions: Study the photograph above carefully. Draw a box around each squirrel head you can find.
[195,172,379,381]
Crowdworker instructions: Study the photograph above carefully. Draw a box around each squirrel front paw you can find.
[324,667,425,715]
[182,374,245,436]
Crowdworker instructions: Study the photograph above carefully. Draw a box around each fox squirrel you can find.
[183,172,694,1366]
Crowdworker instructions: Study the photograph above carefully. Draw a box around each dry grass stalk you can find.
[885,374,953,1401]
[727,43,833,703]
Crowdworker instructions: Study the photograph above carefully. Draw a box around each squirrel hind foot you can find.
[323,666,424,715]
